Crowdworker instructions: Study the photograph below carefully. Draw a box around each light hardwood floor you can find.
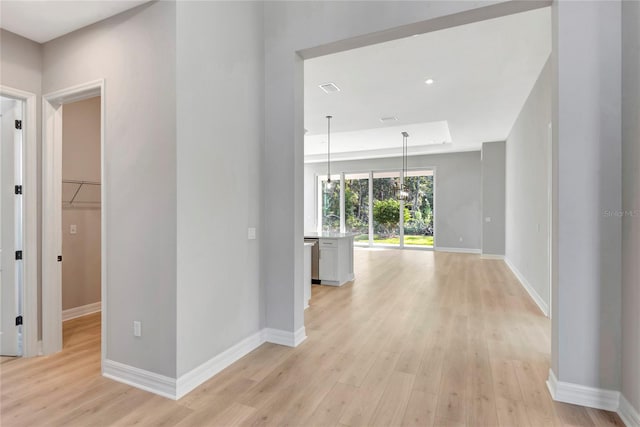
[0,249,624,426]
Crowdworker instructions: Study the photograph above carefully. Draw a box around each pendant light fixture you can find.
[397,131,410,201]
[324,115,334,192]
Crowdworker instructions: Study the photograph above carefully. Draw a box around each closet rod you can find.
[62,179,100,185]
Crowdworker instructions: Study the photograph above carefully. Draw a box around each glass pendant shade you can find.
[396,185,409,201]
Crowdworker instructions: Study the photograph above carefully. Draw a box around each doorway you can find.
[0,96,24,358]
[42,80,105,364]
[60,97,102,346]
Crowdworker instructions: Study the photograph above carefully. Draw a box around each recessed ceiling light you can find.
[319,82,341,93]
[425,78,435,85]
[380,116,398,123]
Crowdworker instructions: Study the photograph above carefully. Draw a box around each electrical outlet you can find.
[70,224,77,234]
[459,237,463,242]
[248,227,256,240]
[133,321,142,337]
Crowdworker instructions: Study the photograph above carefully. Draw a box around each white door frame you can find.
[0,86,38,357]
[42,80,106,366]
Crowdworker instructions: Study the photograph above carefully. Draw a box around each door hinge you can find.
[15,185,22,195]
[15,250,22,260]
[15,316,23,326]
[15,120,22,130]
[57,255,62,262]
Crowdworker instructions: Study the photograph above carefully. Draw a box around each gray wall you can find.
[481,141,506,256]
[552,1,622,391]
[176,1,264,377]
[0,29,43,339]
[42,2,177,377]
[621,0,640,414]
[304,151,482,250]
[505,59,551,310]
[62,97,101,311]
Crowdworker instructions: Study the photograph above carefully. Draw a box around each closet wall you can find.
[62,96,101,312]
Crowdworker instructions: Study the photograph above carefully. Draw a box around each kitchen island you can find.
[304,232,355,286]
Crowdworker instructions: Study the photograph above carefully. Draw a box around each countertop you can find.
[304,232,358,239]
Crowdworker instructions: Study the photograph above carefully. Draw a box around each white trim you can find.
[547,122,553,319]
[481,253,505,260]
[435,247,481,254]
[103,326,307,400]
[263,327,307,347]
[547,369,620,412]
[62,302,101,321]
[504,257,549,316]
[103,359,176,400]
[0,86,38,357]
[42,79,106,363]
[176,330,265,399]
[619,394,640,427]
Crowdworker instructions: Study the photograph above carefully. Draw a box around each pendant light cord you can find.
[327,115,332,182]
[401,132,409,189]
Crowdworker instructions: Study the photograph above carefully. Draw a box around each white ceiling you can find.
[304,8,551,162]
[0,0,150,43]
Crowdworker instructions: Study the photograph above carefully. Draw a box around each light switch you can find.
[485,217,491,223]
[133,321,142,337]
[248,227,256,240]
[70,224,77,234]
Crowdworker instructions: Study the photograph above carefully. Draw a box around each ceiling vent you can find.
[379,116,398,123]
[319,82,341,93]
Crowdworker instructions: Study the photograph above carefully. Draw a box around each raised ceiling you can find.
[304,7,551,162]
[0,1,150,43]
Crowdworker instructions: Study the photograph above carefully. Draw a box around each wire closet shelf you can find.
[62,180,101,207]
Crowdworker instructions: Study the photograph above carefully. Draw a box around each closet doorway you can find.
[42,80,105,361]
[60,96,102,347]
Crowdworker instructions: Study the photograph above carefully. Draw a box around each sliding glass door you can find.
[372,171,401,246]
[316,169,435,249]
[403,170,434,247]
[319,175,341,233]
[344,173,369,244]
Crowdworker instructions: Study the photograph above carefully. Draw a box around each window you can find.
[319,175,341,233]
[403,170,434,247]
[344,173,369,244]
[316,169,435,248]
[372,171,401,246]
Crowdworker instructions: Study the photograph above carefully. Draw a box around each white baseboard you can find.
[62,301,101,321]
[175,330,264,399]
[481,253,505,260]
[263,326,307,347]
[548,369,640,426]
[103,359,176,400]
[103,326,307,400]
[619,394,640,427]
[547,369,620,411]
[504,257,549,317]
[435,247,481,254]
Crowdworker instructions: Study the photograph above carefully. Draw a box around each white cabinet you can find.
[317,237,354,286]
[319,244,338,282]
